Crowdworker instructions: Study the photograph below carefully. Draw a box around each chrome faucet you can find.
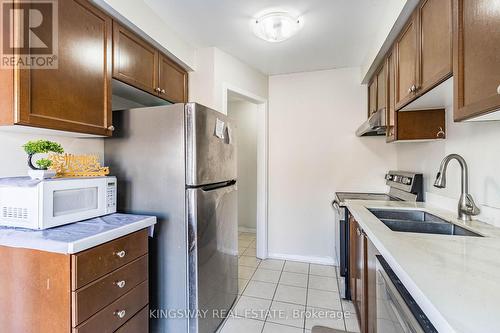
[434,154,480,221]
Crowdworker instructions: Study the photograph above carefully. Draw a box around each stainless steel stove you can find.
[334,192,401,202]
[332,171,423,299]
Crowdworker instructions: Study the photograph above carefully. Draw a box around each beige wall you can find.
[228,101,259,231]
[268,67,398,263]
[189,47,268,113]
[0,131,103,177]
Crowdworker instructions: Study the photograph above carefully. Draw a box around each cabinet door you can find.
[17,0,112,136]
[355,226,368,333]
[348,215,358,304]
[376,63,387,112]
[368,80,377,116]
[453,0,500,121]
[418,0,452,94]
[395,15,418,109]
[158,54,188,103]
[113,23,158,95]
[386,51,397,142]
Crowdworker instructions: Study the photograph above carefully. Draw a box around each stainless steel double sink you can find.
[368,209,482,237]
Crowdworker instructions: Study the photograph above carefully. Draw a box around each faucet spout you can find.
[433,154,480,221]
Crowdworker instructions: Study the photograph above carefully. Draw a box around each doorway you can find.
[224,85,268,260]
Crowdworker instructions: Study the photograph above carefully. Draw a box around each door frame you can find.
[223,83,269,259]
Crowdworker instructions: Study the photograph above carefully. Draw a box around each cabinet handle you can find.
[115,280,126,288]
[436,127,445,138]
[408,87,412,94]
[114,310,126,319]
[497,84,500,95]
[155,87,161,93]
[108,125,115,132]
[114,250,126,258]
[161,89,166,94]
[356,227,361,236]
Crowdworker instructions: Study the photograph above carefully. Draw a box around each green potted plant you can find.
[23,140,64,179]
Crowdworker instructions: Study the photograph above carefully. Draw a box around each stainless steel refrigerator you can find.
[104,103,238,333]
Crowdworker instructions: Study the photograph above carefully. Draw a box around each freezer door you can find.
[186,103,237,186]
[187,182,238,333]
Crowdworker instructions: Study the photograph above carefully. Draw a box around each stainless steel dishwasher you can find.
[376,256,438,333]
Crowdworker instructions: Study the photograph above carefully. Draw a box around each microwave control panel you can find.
[106,180,117,213]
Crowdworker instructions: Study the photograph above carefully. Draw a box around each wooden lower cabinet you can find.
[348,214,379,333]
[0,229,149,333]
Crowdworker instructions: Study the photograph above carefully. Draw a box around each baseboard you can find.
[268,252,337,266]
[238,227,256,233]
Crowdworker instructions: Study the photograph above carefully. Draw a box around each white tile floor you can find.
[218,232,361,333]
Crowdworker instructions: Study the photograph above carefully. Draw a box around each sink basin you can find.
[368,209,482,237]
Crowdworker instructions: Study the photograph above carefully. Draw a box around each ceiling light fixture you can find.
[252,12,303,43]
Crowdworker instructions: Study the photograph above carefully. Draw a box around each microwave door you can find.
[41,179,107,229]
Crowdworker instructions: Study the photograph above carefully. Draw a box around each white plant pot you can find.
[28,169,56,180]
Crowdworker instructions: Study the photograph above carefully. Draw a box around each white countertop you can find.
[346,200,500,333]
[0,213,157,254]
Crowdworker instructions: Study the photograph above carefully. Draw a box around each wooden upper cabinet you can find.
[417,0,452,95]
[395,14,418,109]
[158,54,188,103]
[113,23,158,95]
[453,0,500,121]
[376,62,387,111]
[17,0,113,136]
[386,51,397,142]
[112,23,188,104]
[368,80,377,116]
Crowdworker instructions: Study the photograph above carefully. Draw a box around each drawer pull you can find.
[115,250,126,258]
[497,84,500,95]
[114,310,126,319]
[115,280,126,288]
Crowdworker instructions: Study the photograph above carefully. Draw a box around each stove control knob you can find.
[385,174,394,181]
[402,177,412,185]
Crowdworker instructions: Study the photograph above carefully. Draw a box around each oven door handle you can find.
[332,200,341,214]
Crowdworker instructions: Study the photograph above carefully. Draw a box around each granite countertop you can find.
[0,213,157,254]
[346,200,500,333]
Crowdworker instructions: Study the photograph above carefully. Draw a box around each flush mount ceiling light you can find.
[252,12,303,43]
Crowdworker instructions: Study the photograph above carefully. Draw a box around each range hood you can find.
[356,108,387,137]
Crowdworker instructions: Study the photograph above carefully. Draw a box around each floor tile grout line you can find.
[261,259,286,333]
[335,268,348,332]
[239,245,259,296]
[303,263,311,331]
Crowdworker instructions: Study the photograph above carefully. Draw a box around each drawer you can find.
[73,280,148,333]
[115,306,149,333]
[72,255,148,326]
[72,229,148,289]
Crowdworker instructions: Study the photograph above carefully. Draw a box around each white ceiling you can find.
[144,0,402,75]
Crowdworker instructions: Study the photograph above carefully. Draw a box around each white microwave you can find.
[0,177,117,230]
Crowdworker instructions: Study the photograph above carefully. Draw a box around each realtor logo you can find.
[1,0,58,68]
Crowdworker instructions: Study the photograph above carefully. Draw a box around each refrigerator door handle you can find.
[188,220,196,253]
[199,180,237,192]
